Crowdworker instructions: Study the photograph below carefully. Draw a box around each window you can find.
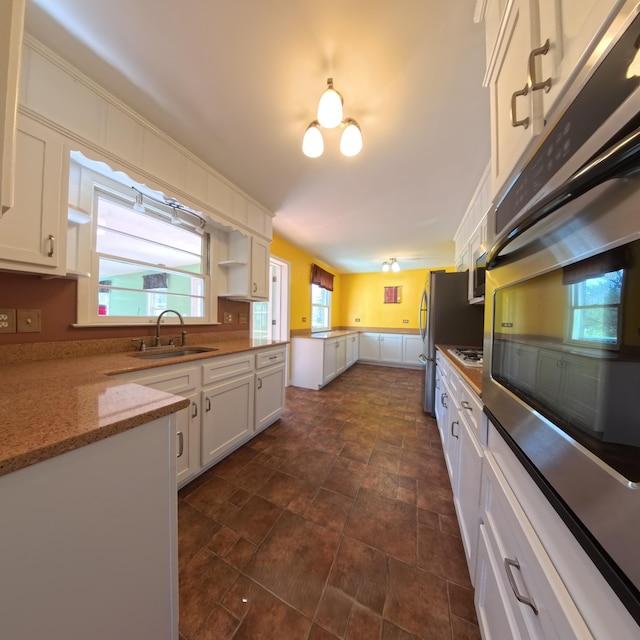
[569,269,623,346]
[311,283,331,331]
[74,156,211,325]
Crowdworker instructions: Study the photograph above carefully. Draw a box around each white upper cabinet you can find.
[481,0,624,197]
[0,0,25,214]
[0,114,66,275]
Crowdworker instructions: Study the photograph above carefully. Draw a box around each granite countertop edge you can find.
[0,337,289,478]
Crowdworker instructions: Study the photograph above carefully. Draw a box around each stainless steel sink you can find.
[135,347,218,360]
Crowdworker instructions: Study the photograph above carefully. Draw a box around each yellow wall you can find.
[272,233,455,332]
[270,234,341,331]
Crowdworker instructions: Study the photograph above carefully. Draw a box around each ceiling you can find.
[25,0,490,274]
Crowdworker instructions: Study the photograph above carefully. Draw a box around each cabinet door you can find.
[379,334,403,364]
[345,333,359,368]
[255,364,285,431]
[250,236,270,300]
[323,339,338,385]
[0,0,25,214]
[536,350,563,406]
[358,333,380,361]
[488,0,541,195]
[202,373,254,466]
[0,115,65,273]
[455,419,484,586]
[335,338,346,375]
[176,391,200,486]
[402,335,424,366]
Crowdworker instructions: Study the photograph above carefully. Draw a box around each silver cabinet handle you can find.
[510,84,530,129]
[529,39,552,93]
[177,431,184,458]
[504,557,538,615]
[441,392,448,409]
[47,234,55,257]
[461,401,473,412]
[205,397,211,412]
[257,377,263,389]
[191,401,198,418]
[268,355,278,360]
[252,282,258,293]
[451,420,459,439]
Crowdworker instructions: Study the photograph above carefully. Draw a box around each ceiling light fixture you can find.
[382,258,400,272]
[302,78,362,158]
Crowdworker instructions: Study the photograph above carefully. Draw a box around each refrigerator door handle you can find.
[419,289,428,341]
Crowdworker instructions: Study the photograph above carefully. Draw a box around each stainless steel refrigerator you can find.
[419,271,483,415]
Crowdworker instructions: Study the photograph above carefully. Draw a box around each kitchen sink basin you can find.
[135,347,218,360]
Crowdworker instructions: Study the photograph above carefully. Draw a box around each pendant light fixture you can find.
[382,258,400,272]
[302,78,362,158]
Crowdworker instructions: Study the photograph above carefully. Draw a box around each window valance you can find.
[311,263,334,291]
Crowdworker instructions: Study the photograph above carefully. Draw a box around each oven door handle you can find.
[486,125,640,271]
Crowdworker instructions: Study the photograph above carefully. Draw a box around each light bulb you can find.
[302,122,324,158]
[391,260,400,272]
[340,119,362,157]
[317,78,343,129]
[382,262,390,272]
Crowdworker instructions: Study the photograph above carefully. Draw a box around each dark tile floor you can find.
[178,363,480,640]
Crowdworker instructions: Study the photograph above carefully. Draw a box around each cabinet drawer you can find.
[116,364,199,394]
[202,354,253,386]
[458,379,484,444]
[256,347,285,370]
[481,453,593,640]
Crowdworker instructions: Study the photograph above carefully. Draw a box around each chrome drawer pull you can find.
[529,39,552,93]
[461,400,473,411]
[504,557,538,615]
[191,401,198,418]
[451,420,459,439]
[177,431,184,458]
[441,392,448,409]
[47,234,55,257]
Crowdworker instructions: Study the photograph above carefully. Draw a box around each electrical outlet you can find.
[302,317,307,322]
[0,308,16,333]
[402,319,409,323]
[239,313,248,324]
[223,312,233,323]
[355,318,360,322]
[17,309,41,333]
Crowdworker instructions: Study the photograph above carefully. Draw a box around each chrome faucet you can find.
[155,309,187,347]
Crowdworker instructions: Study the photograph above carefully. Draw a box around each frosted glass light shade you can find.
[391,259,400,272]
[317,79,343,128]
[302,122,324,158]
[382,262,390,272]
[340,119,363,157]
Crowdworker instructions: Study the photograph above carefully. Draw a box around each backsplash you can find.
[0,271,250,347]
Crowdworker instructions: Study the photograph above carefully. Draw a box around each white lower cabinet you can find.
[291,333,356,390]
[202,372,254,466]
[346,333,359,368]
[115,345,285,487]
[478,450,594,640]
[402,334,424,366]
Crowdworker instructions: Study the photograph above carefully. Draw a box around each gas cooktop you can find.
[447,347,483,368]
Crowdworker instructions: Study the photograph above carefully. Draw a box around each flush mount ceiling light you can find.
[382,258,400,272]
[302,78,362,158]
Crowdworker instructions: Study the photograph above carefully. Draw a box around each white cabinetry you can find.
[0,0,25,214]
[291,334,353,390]
[435,350,485,586]
[402,335,424,367]
[255,347,286,431]
[0,113,66,275]
[476,448,594,640]
[0,416,178,640]
[217,230,270,301]
[481,0,624,196]
[358,333,404,365]
[346,332,359,368]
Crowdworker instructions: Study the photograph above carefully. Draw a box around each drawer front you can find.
[458,378,484,443]
[202,354,253,386]
[256,348,285,370]
[481,453,593,640]
[115,364,199,394]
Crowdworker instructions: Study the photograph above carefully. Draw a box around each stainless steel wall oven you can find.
[484,5,640,623]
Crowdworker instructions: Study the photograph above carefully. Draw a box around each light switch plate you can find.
[17,309,41,333]
[0,308,16,333]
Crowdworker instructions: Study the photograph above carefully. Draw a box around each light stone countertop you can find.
[436,344,483,397]
[0,337,288,477]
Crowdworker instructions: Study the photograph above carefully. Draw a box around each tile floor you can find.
[177,363,480,640]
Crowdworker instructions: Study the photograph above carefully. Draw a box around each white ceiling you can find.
[25,0,490,274]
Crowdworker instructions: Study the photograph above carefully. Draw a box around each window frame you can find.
[75,172,212,327]
[311,283,332,332]
[567,269,624,349]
